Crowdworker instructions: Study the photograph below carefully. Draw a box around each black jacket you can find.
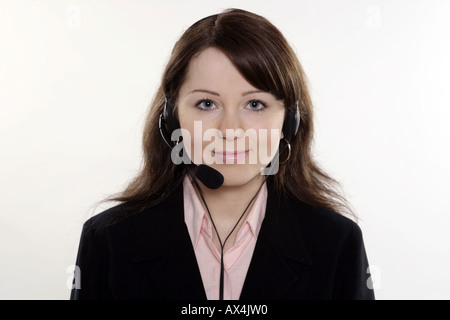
[70,179,375,300]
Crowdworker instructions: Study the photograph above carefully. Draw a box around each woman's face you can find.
[177,47,285,187]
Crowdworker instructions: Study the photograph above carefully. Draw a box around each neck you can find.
[189,170,267,252]
[194,173,266,222]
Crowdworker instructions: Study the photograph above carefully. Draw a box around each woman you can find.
[71,8,375,300]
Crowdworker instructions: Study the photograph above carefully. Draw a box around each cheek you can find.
[178,120,217,165]
[252,117,284,149]
[255,129,282,165]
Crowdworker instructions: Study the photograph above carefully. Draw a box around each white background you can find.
[1,0,449,300]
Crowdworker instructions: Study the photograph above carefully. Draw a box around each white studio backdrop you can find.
[0,0,449,300]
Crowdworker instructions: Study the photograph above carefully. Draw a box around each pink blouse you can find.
[183,175,268,300]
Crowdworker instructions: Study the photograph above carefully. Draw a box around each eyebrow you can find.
[190,89,220,96]
[189,89,265,97]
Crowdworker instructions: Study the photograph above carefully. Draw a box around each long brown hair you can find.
[98,8,356,220]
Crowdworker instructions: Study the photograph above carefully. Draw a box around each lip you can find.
[213,150,249,163]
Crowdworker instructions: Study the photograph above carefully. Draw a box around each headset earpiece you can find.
[161,97,181,138]
[159,98,181,149]
[282,102,300,142]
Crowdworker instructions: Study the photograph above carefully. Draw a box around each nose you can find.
[217,107,244,141]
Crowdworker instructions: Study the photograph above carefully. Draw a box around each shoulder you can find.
[80,199,166,239]
[79,183,184,247]
[82,202,128,232]
[284,196,362,245]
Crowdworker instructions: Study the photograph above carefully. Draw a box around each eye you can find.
[246,100,267,112]
[195,99,216,111]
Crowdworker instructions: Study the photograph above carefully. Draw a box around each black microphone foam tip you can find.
[195,164,224,189]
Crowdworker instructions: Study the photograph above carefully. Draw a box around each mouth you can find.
[212,150,249,163]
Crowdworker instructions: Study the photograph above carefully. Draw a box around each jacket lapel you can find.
[240,180,313,300]
[131,183,207,300]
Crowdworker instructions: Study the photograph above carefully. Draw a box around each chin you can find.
[211,164,265,187]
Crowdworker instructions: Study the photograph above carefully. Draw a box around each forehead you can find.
[181,47,259,94]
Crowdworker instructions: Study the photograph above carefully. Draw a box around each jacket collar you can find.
[131,177,313,300]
